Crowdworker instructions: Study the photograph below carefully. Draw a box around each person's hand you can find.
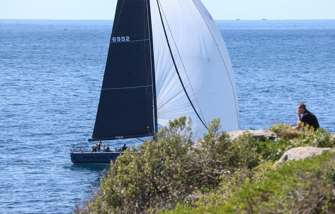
[297,115,301,127]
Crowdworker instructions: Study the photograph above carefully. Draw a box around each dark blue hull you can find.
[70,152,123,164]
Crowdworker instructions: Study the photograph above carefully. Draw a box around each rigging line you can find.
[156,0,207,129]
[111,0,127,37]
[141,0,150,132]
[146,0,158,134]
[158,1,207,126]
[191,0,240,129]
[102,85,153,90]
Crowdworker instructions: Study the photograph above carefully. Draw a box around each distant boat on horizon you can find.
[262,18,267,20]
[236,19,241,21]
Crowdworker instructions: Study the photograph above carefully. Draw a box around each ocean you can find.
[0,19,334,213]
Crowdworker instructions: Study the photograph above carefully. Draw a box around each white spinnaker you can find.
[150,0,239,136]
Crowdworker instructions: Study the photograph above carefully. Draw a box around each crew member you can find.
[97,141,105,152]
[105,144,111,152]
[92,144,97,152]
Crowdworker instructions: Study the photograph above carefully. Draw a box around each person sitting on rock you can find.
[294,102,319,130]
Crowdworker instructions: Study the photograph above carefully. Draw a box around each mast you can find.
[89,0,157,142]
[146,0,158,134]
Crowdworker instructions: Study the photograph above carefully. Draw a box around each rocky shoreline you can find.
[230,129,335,165]
[193,129,335,167]
[75,120,335,214]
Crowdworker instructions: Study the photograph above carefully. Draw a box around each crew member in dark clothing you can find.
[105,144,111,152]
[295,102,319,129]
[97,141,105,152]
[92,144,97,152]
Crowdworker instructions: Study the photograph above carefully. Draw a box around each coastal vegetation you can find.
[74,117,335,214]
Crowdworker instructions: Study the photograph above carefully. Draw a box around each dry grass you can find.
[278,129,302,140]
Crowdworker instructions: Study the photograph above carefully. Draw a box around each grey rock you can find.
[228,130,277,141]
[274,147,335,166]
[191,129,277,150]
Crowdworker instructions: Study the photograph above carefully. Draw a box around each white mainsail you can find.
[150,0,240,136]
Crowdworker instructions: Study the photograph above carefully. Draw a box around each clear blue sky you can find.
[1,0,334,20]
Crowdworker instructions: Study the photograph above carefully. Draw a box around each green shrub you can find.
[77,121,335,214]
[222,152,335,213]
[160,124,335,214]
[78,117,260,213]
[163,153,335,214]
[256,124,335,162]
[86,117,195,213]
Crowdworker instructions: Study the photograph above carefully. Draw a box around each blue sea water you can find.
[0,19,335,213]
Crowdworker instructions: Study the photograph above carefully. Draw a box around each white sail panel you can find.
[150,0,239,135]
[192,0,239,113]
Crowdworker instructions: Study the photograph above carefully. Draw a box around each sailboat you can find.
[70,0,239,164]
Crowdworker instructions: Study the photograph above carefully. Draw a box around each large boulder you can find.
[191,130,277,150]
[274,147,335,166]
[228,130,278,141]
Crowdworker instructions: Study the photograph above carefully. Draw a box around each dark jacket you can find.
[301,110,319,129]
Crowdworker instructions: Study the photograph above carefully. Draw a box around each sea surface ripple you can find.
[0,19,334,213]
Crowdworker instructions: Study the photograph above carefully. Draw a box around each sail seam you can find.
[102,85,153,90]
[156,0,207,129]
[191,0,240,129]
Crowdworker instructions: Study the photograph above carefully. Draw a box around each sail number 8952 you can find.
[112,36,130,43]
